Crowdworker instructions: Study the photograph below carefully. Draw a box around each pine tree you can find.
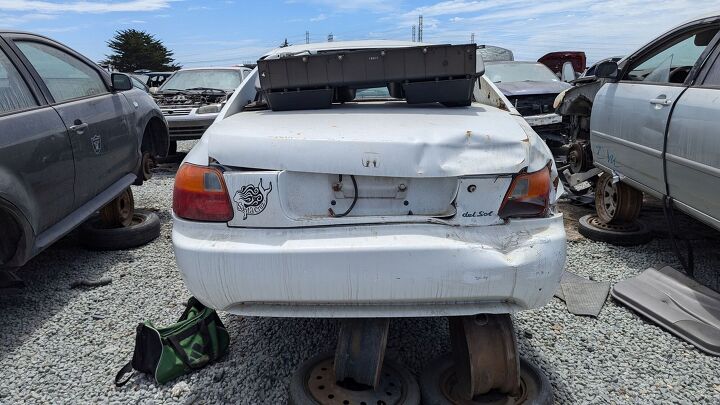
[103,29,179,71]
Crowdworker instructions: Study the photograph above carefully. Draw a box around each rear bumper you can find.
[172,213,566,318]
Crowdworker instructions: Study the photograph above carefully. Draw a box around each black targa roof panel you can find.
[612,266,720,356]
[257,44,480,111]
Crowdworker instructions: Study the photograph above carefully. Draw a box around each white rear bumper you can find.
[172,214,566,318]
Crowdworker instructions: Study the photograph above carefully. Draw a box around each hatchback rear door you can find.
[7,34,138,208]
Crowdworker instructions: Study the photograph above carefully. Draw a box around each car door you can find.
[7,36,138,208]
[665,45,720,228]
[591,26,719,195]
[0,37,75,234]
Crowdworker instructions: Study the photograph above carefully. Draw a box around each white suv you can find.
[171,41,566,319]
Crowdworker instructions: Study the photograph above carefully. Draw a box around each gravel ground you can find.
[1,140,720,404]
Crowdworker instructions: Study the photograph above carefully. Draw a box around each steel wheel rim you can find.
[306,357,408,405]
[142,153,153,179]
[587,215,642,232]
[117,191,133,227]
[601,179,618,220]
[440,366,530,405]
[450,314,520,399]
[567,144,584,174]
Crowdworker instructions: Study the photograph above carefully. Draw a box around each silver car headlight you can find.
[197,104,222,114]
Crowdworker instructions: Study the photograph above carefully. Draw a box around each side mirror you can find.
[595,61,619,80]
[561,61,575,82]
[111,73,133,92]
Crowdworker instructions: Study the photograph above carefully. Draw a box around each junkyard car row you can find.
[2,12,720,405]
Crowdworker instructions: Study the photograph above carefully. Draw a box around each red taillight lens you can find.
[173,163,233,222]
[498,166,551,219]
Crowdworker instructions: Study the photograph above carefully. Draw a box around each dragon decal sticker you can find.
[233,179,273,220]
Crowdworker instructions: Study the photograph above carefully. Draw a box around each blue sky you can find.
[1,0,719,67]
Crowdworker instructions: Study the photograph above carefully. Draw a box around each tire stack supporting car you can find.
[288,315,552,405]
[80,188,161,250]
[578,173,652,246]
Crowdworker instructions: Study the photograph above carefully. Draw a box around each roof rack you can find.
[257,44,479,111]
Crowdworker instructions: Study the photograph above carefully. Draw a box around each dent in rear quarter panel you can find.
[487,221,564,308]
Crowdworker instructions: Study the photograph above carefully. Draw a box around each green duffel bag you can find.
[115,297,229,386]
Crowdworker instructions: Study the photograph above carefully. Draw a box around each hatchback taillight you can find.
[173,163,233,222]
[498,166,551,219]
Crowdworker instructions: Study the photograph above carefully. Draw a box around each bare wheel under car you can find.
[289,352,420,405]
[594,173,643,224]
[100,188,135,228]
[81,188,161,250]
[420,314,552,405]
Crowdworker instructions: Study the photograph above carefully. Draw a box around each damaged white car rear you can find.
[172,41,565,404]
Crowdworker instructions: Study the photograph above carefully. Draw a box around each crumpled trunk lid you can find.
[207,102,532,177]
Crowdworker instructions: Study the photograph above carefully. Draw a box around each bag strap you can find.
[178,297,206,322]
[165,316,215,369]
[200,316,216,360]
[114,361,135,387]
[166,334,210,370]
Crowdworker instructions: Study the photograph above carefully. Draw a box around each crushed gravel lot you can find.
[1,140,720,404]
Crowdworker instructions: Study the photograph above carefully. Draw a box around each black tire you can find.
[168,140,178,155]
[289,351,420,405]
[80,210,161,251]
[419,355,552,405]
[578,214,653,246]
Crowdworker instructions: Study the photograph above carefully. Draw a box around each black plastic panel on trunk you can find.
[257,44,479,111]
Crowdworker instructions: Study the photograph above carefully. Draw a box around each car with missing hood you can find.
[153,66,252,150]
[171,40,566,318]
[483,61,572,154]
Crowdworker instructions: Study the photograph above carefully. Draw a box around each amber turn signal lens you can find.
[498,166,551,219]
[173,163,234,222]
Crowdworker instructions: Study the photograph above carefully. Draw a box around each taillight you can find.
[498,166,551,219]
[173,163,233,222]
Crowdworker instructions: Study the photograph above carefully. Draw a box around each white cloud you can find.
[403,0,525,18]
[0,0,173,13]
[286,0,395,13]
[0,11,57,26]
[389,0,720,63]
[310,13,328,22]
